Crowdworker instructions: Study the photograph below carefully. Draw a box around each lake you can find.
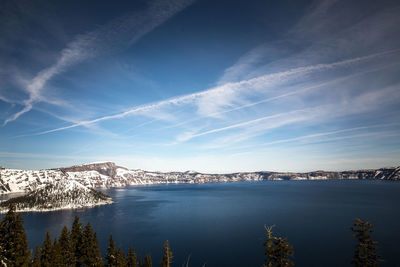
[3,180,400,266]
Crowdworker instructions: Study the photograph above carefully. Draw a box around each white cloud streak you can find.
[255,124,400,148]
[3,0,196,126]
[163,65,390,130]
[184,82,400,148]
[178,108,315,142]
[30,50,398,136]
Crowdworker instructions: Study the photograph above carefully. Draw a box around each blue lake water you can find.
[3,180,400,266]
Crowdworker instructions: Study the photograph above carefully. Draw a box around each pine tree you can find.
[126,245,137,267]
[137,256,144,267]
[106,234,117,266]
[161,240,173,267]
[144,254,152,267]
[351,218,383,267]
[70,216,83,266]
[116,246,127,267]
[79,222,103,266]
[92,232,104,266]
[126,245,138,267]
[271,237,294,267]
[59,225,76,266]
[40,231,53,267]
[31,244,41,267]
[263,225,294,267]
[0,205,30,266]
[50,238,63,266]
[264,225,275,267]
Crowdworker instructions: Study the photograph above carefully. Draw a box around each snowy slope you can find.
[0,179,112,213]
[1,162,399,195]
[0,169,64,194]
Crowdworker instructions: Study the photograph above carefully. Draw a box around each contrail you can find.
[3,0,196,126]
[235,123,400,151]
[28,49,400,136]
[162,68,380,130]
[182,108,313,141]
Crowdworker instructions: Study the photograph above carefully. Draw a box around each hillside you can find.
[0,179,112,213]
[1,162,399,195]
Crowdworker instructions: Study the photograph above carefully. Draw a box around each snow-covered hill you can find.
[0,179,112,213]
[1,162,399,195]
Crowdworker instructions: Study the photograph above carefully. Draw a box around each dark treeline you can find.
[0,206,172,267]
[0,205,383,266]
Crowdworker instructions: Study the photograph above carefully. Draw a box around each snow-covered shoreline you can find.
[1,162,399,195]
[0,179,113,214]
[0,199,113,214]
[0,162,398,214]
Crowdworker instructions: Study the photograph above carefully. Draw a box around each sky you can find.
[0,0,399,172]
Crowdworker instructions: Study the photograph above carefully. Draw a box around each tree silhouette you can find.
[79,222,103,266]
[138,256,144,267]
[116,246,127,266]
[161,240,173,267]
[50,238,63,266]
[0,205,30,266]
[144,254,152,267]
[351,218,383,267]
[126,245,137,267]
[70,216,83,266]
[40,231,53,267]
[106,234,118,266]
[59,225,76,266]
[31,244,41,267]
[263,225,294,267]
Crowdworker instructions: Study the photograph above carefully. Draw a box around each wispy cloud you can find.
[0,93,15,105]
[189,81,400,150]
[3,0,196,126]
[165,64,393,130]
[250,124,400,148]
[195,49,399,117]
[177,107,317,142]
[27,50,397,136]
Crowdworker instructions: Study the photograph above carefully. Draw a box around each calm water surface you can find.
[3,180,400,266]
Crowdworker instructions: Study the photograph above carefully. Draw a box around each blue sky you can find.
[1,0,399,172]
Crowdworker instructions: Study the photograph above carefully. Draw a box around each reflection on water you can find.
[1,180,400,267]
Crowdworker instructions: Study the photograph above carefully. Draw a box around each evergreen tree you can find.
[59,225,76,266]
[40,231,53,267]
[71,216,83,266]
[161,240,173,267]
[79,222,103,266]
[351,218,383,267]
[271,237,294,267]
[126,245,137,267]
[144,254,152,267]
[31,244,41,267]
[264,225,275,267]
[115,246,127,267]
[138,256,144,267]
[106,234,117,266]
[50,238,63,266]
[92,232,104,266]
[0,205,30,266]
[263,225,294,267]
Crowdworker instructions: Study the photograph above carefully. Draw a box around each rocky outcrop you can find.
[57,162,127,178]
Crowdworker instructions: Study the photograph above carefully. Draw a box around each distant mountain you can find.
[1,162,399,196]
[0,179,112,213]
